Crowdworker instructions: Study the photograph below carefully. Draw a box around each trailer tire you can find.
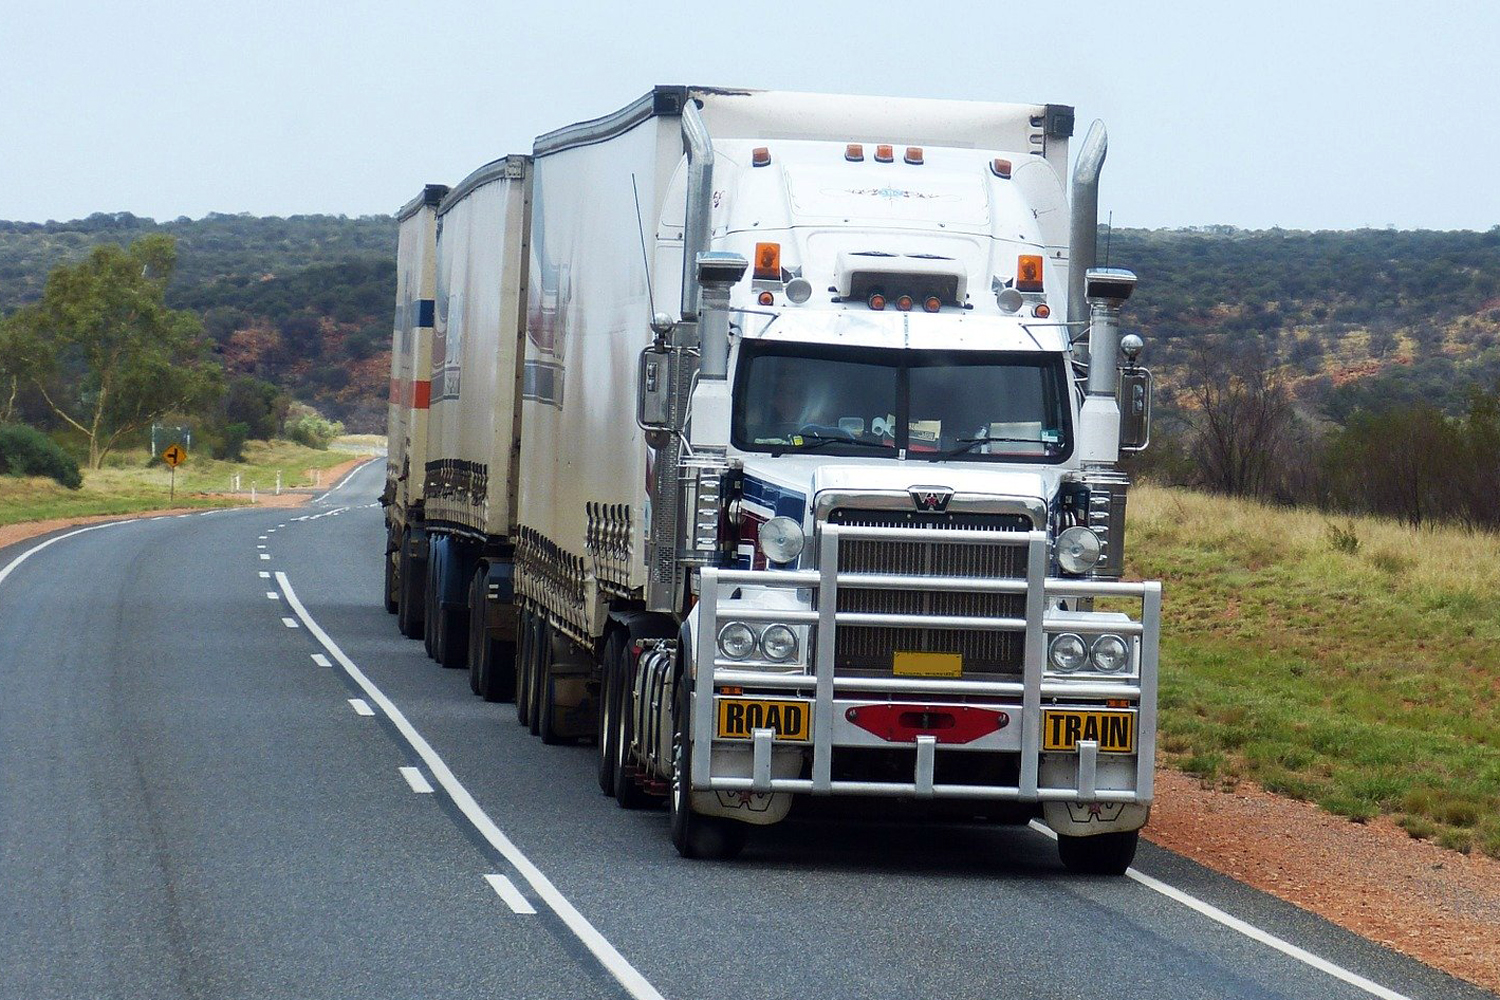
[527,618,546,736]
[467,571,486,695]
[669,673,746,860]
[436,601,468,670]
[468,572,516,703]
[611,641,655,810]
[396,531,425,639]
[383,546,399,614]
[597,631,624,795]
[537,643,566,746]
[515,610,534,725]
[423,546,438,658]
[1057,830,1138,876]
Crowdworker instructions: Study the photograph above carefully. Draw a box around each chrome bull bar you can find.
[692,525,1162,804]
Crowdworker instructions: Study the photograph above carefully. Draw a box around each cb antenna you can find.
[1103,210,1114,267]
[631,174,659,325]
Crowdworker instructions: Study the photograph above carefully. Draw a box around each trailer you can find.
[385,86,1161,874]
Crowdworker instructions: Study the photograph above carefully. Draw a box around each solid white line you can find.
[485,873,538,915]
[348,698,375,717]
[281,617,299,629]
[0,521,130,591]
[1026,821,1411,1000]
[399,766,434,794]
[311,653,332,667]
[259,571,271,579]
[276,571,667,1000]
[266,592,279,600]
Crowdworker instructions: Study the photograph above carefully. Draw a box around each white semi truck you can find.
[383,86,1161,874]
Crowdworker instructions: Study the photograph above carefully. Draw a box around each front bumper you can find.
[692,526,1161,809]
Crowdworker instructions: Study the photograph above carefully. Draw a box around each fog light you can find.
[718,622,757,660]
[1057,526,1102,575]
[1091,634,1130,673]
[760,624,797,662]
[1048,633,1087,672]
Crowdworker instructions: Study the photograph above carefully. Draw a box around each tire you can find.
[515,610,534,725]
[396,532,425,639]
[669,673,746,860]
[383,544,399,614]
[1057,830,1139,876]
[611,642,654,810]
[479,641,516,703]
[467,571,486,695]
[597,631,624,795]
[537,632,566,746]
[527,616,546,736]
[423,547,438,658]
[436,591,468,670]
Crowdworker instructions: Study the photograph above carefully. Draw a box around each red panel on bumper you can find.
[844,704,1010,745]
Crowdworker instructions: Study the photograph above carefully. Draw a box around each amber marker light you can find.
[1017,255,1044,292]
[924,296,942,313]
[752,146,771,167]
[753,242,781,280]
[758,290,775,306]
[896,294,914,312]
[875,144,894,163]
[868,292,887,310]
[990,158,1013,179]
[1032,303,1051,318]
[904,146,924,165]
[845,143,864,161]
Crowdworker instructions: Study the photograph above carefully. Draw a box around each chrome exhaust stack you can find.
[1067,120,1108,331]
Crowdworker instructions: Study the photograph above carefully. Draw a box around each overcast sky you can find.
[4,1,1498,231]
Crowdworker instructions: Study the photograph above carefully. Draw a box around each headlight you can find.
[1056,526,1101,575]
[760,624,798,662]
[1048,633,1088,672]
[759,516,805,564]
[1091,634,1130,673]
[718,622,757,660]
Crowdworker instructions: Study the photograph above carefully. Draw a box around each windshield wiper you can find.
[771,433,893,456]
[933,435,1051,459]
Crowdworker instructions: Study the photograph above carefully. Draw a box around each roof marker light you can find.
[758,290,774,306]
[1017,255,1044,292]
[895,294,914,312]
[753,242,781,280]
[924,296,941,313]
[868,292,887,311]
[1032,303,1051,318]
[991,158,1013,179]
[904,146,924,165]
[752,146,771,167]
[875,144,894,163]
[845,143,864,161]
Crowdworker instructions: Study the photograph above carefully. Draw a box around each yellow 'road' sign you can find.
[162,444,186,467]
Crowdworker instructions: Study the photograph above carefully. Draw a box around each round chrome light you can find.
[717,622,757,660]
[760,624,798,662]
[1056,526,1102,575]
[785,277,813,304]
[1048,633,1088,673]
[759,516,805,564]
[1091,634,1130,673]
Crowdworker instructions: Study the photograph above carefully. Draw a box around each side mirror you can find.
[637,345,672,445]
[1119,367,1152,452]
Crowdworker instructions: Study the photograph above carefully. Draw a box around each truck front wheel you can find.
[1057,830,1138,876]
[669,677,746,860]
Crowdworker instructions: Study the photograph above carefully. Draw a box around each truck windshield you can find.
[732,342,1072,462]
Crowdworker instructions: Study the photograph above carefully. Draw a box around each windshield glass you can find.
[732,342,1072,462]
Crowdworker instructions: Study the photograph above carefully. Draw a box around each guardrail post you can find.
[812,526,839,792]
[1020,532,1047,798]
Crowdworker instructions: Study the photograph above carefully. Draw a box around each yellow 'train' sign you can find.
[161,443,186,467]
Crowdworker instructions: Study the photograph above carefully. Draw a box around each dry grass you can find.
[1129,484,1500,858]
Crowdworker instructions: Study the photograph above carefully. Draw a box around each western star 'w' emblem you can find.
[909,486,953,512]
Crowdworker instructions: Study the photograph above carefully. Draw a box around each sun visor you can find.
[834,251,968,306]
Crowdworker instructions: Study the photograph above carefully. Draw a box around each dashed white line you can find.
[259,571,271,579]
[275,571,667,1000]
[1026,821,1411,1000]
[310,653,331,667]
[281,617,299,629]
[258,535,267,540]
[399,766,434,794]
[266,592,279,600]
[256,544,266,550]
[485,874,537,915]
[348,698,375,717]
[259,554,271,561]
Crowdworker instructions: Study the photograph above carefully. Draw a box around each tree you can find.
[1182,340,1297,499]
[0,235,222,468]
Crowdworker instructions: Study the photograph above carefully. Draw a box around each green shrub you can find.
[284,404,344,450]
[211,422,250,461]
[0,424,83,489]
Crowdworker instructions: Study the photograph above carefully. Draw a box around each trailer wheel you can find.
[527,617,546,736]
[468,571,516,703]
[467,571,486,695]
[396,531,425,639]
[515,610,534,725]
[611,639,655,809]
[1057,830,1138,876]
[383,545,399,614]
[537,635,566,745]
[423,547,438,658]
[597,631,624,795]
[436,597,469,670]
[669,674,746,860]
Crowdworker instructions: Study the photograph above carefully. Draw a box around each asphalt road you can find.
[0,459,1491,1000]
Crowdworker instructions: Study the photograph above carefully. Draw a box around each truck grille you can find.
[825,508,1033,676]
